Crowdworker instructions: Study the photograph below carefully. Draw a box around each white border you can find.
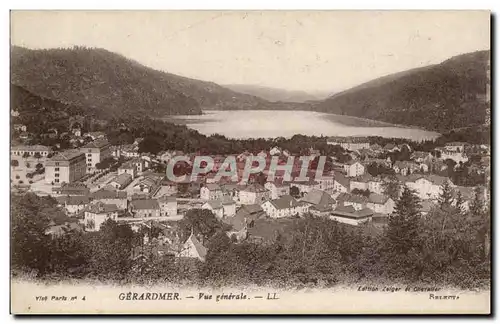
[2,1,497,323]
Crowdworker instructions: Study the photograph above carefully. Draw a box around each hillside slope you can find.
[224,84,331,103]
[314,50,490,132]
[10,46,279,117]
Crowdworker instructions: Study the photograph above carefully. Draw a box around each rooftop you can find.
[49,149,84,161]
[82,138,110,149]
[87,202,120,214]
[130,199,160,210]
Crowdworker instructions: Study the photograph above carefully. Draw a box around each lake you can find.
[163,110,440,141]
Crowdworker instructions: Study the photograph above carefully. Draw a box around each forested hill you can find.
[313,50,490,133]
[10,46,281,118]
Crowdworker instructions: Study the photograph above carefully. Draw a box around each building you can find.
[333,173,350,193]
[109,173,133,190]
[84,202,120,232]
[158,196,178,217]
[289,179,321,196]
[392,161,420,176]
[264,180,290,199]
[118,161,138,179]
[52,183,90,196]
[344,161,365,177]
[317,175,335,191]
[129,199,161,218]
[64,195,90,215]
[133,174,162,194]
[445,142,469,153]
[176,233,207,262]
[84,131,106,141]
[336,192,369,211]
[327,136,370,151]
[239,183,271,205]
[90,189,128,210]
[261,195,309,218]
[81,139,112,172]
[11,145,52,157]
[366,193,395,215]
[200,183,223,201]
[383,143,399,152]
[45,149,86,184]
[405,175,452,200]
[223,204,266,232]
[330,205,374,226]
[301,189,336,216]
[350,173,373,191]
[202,197,236,219]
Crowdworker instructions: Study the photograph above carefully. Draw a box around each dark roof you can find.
[87,202,120,214]
[301,189,335,207]
[332,206,374,219]
[110,173,133,187]
[267,195,307,210]
[91,189,127,200]
[204,183,221,191]
[337,193,368,204]
[82,138,110,149]
[130,199,160,210]
[368,193,390,205]
[334,172,350,188]
[66,195,90,205]
[50,149,84,161]
[240,204,263,215]
[242,183,268,193]
[224,206,266,231]
[184,234,207,260]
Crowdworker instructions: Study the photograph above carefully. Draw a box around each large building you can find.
[327,137,370,151]
[81,139,112,173]
[11,145,52,157]
[45,149,86,184]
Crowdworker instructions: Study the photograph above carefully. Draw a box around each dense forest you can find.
[314,50,490,132]
[11,184,490,289]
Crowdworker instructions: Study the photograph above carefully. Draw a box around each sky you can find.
[10,10,490,93]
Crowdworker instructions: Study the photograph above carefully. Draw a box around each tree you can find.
[179,209,224,244]
[11,160,19,167]
[36,163,43,170]
[290,186,300,198]
[22,152,30,158]
[138,137,162,155]
[470,187,484,218]
[34,152,42,159]
[438,180,454,210]
[381,175,401,201]
[386,186,422,260]
[11,194,53,275]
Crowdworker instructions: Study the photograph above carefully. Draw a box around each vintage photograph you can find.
[10,10,491,314]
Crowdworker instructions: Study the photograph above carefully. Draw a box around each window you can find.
[54,179,59,183]
[87,153,92,157]
[55,167,59,171]
[55,173,59,177]
[55,162,60,166]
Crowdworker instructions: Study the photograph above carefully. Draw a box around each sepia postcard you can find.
[10,10,491,315]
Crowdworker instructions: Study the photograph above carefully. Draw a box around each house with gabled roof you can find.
[91,188,128,210]
[200,183,223,201]
[201,196,236,219]
[261,195,309,218]
[301,189,336,216]
[336,193,369,211]
[343,160,365,177]
[64,195,90,215]
[239,183,270,205]
[366,193,395,215]
[405,175,454,200]
[264,179,290,199]
[129,199,160,218]
[176,233,207,262]
[84,201,120,232]
[109,173,133,190]
[330,205,374,226]
[333,172,350,193]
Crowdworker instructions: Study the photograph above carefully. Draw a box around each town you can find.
[10,113,491,265]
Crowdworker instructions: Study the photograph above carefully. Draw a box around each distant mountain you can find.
[10,46,287,118]
[313,50,490,133]
[223,84,332,103]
